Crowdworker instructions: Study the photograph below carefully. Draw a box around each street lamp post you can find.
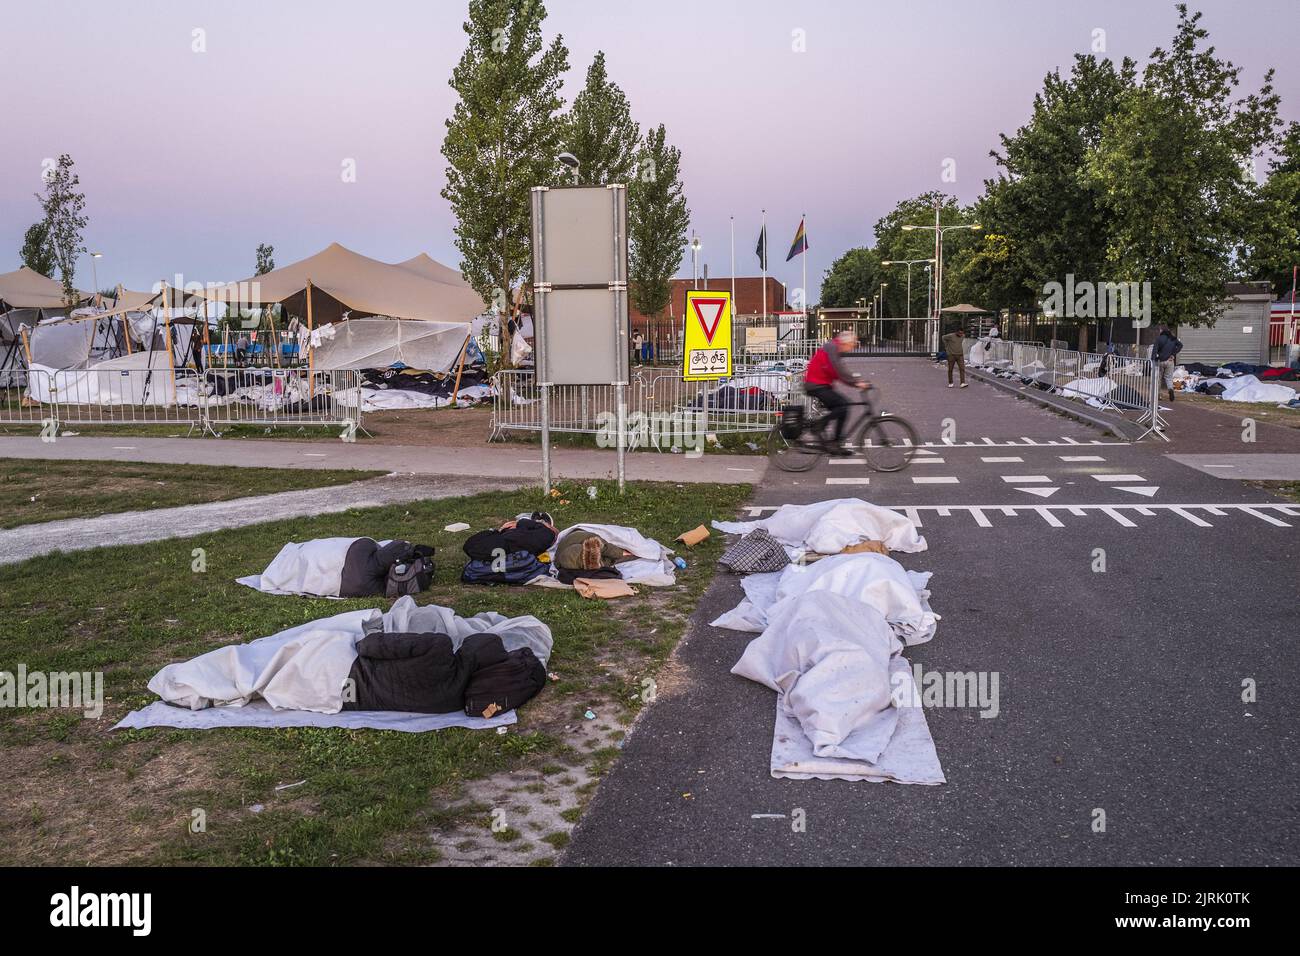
[690,233,702,290]
[881,257,936,319]
[90,251,102,304]
[902,213,980,351]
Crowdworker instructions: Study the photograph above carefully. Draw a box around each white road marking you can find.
[912,476,960,484]
[911,457,946,464]
[1018,487,1059,498]
[726,467,755,472]
[825,477,871,485]
[112,446,137,450]
[1060,455,1104,461]
[1115,486,1159,497]
[982,456,1023,463]
[1170,507,1212,527]
[1093,474,1145,482]
[303,453,328,457]
[740,503,1295,528]
[1001,475,1051,483]
[1238,506,1291,527]
[970,508,992,527]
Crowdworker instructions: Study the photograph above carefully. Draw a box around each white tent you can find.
[199,244,483,372]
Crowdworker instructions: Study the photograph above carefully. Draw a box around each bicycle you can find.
[766,387,919,473]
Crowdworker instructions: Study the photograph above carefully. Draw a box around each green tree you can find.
[19,222,55,277]
[34,154,88,307]
[1243,120,1300,297]
[874,192,979,318]
[627,124,690,320]
[819,247,882,309]
[255,243,275,275]
[1086,4,1282,330]
[983,53,1137,327]
[563,51,639,185]
[441,0,569,317]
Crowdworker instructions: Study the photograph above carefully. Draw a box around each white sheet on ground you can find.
[712,498,927,554]
[1216,374,1296,404]
[114,700,515,733]
[551,522,677,585]
[711,552,939,646]
[731,593,943,784]
[237,537,358,597]
[145,596,553,713]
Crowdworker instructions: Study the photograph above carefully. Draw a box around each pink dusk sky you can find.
[2,0,1296,300]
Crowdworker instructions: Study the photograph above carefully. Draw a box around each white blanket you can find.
[238,537,360,597]
[147,596,553,713]
[1216,374,1296,404]
[731,593,943,784]
[713,498,927,555]
[711,552,939,646]
[551,522,677,585]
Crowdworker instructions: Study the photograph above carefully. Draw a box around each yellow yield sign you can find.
[682,290,732,381]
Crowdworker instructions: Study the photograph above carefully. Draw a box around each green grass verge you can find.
[0,460,387,529]
[0,478,749,865]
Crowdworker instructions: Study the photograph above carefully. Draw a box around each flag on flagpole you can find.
[755,225,767,270]
[785,218,808,261]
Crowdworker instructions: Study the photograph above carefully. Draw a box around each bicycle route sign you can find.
[682,290,732,381]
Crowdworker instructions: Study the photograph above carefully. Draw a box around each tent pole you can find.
[450,332,471,406]
[21,327,32,366]
[306,278,315,398]
[162,282,177,392]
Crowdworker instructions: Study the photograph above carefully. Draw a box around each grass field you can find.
[0,459,387,529]
[0,478,749,865]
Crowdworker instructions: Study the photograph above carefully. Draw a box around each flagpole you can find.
[801,211,807,320]
[761,209,767,324]
[730,217,736,313]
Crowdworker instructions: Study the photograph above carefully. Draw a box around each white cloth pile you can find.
[712,497,927,557]
[711,552,938,646]
[712,499,943,785]
[352,382,495,412]
[1216,374,1296,404]
[131,595,551,718]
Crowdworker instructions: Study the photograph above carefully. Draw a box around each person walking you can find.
[631,329,644,367]
[1150,325,1183,402]
[803,330,869,455]
[942,327,968,388]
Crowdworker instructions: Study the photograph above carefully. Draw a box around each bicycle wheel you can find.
[857,415,919,472]
[766,425,824,472]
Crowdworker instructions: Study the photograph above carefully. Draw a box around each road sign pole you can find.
[540,383,551,493]
[616,384,626,495]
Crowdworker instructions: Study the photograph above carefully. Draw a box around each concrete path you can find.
[0,474,525,566]
[1168,453,1300,480]
[0,435,766,484]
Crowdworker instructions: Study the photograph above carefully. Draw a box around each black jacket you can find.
[343,632,546,715]
[462,519,556,561]
[1151,331,1183,363]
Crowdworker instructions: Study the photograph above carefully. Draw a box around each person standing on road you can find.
[803,330,869,456]
[631,329,644,367]
[1150,324,1183,402]
[942,328,968,388]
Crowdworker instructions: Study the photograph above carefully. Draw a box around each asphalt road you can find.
[564,358,1300,866]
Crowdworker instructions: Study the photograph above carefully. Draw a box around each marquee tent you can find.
[1,267,94,385]
[198,243,483,373]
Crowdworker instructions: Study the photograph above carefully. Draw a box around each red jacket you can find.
[805,342,841,386]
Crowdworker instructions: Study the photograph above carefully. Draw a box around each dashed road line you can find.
[1060,455,1105,462]
[825,477,871,485]
[911,476,960,484]
[982,456,1023,463]
[1001,475,1051,483]
[1093,474,1145,483]
[739,503,1295,530]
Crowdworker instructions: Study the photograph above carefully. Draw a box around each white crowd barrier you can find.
[1,366,363,437]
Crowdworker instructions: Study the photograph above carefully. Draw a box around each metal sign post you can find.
[530,183,631,494]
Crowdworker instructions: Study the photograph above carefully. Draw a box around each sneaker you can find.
[960,383,969,388]
[947,383,954,388]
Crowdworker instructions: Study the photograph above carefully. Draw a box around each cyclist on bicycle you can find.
[803,330,870,456]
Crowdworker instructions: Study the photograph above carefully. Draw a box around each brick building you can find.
[629,276,788,354]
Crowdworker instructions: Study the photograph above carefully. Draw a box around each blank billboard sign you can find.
[530,185,628,385]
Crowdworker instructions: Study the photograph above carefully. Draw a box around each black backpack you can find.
[460,550,546,586]
[384,545,435,598]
